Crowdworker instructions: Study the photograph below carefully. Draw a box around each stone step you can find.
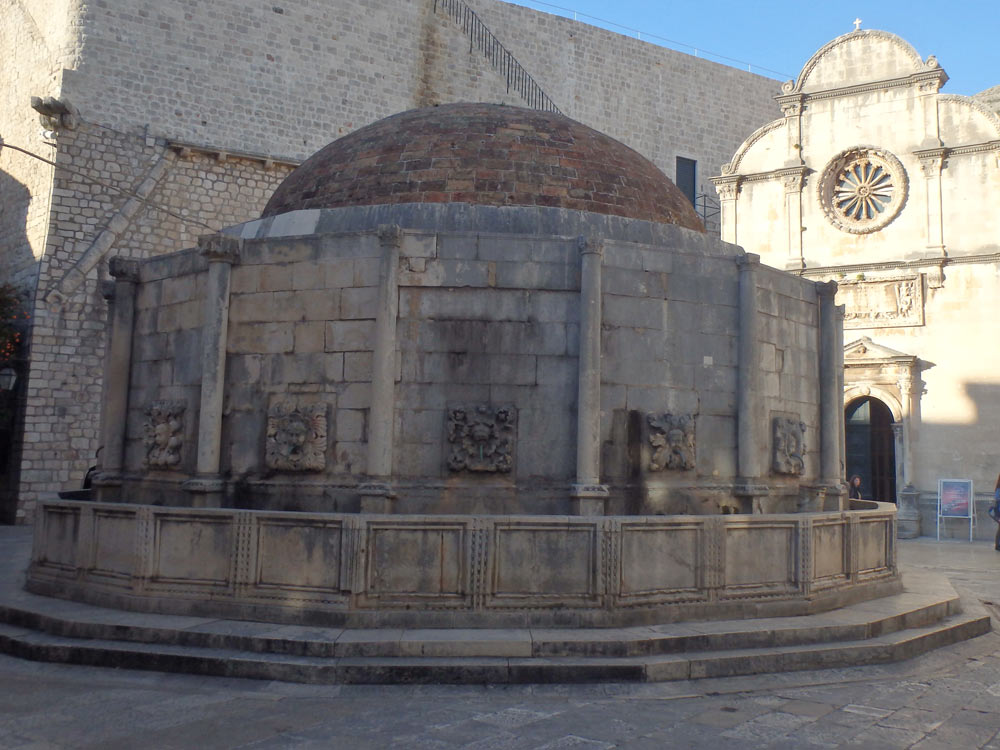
[0,570,963,660]
[0,606,989,685]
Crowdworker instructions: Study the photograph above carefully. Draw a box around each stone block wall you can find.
[755,265,822,486]
[4,0,781,520]
[27,498,901,628]
[119,251,208,501]
[15,123,290,520]
[224,233,383,491]
[107,218,830,516]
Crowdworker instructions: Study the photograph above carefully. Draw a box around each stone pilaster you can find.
[915,148,948,256]
[896,376,921,537]
[572,236,608,515]
[712,176,741,245]
[780,168,808,270]
[736,254,765,490]
[183,234,239,506]
[360,224,402,514]
[95,258,139,499]
[817,281,844,499]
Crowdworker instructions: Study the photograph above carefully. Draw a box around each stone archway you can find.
[843,337,923,536]
[845,396,896,503]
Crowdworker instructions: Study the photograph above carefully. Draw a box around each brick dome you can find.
[262,103,704,231]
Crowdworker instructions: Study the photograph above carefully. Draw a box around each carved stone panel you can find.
[446,405,515,473]
[837,275,924,329]
[647,412,696,471]
[265,399,328,472]
[772,417,806,475]
[143,400,185,470]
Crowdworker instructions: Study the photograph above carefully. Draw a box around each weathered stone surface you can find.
[26,500,901,628]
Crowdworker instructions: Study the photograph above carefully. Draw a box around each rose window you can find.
[819,147,907,234]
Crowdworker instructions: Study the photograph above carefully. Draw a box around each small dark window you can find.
[676,157,697,207]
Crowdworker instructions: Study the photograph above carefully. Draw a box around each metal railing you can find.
[434,0,562,114]
[695,192,720,234]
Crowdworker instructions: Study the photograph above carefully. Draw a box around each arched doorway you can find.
[845,397,896,503]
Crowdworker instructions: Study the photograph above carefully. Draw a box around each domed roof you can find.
[262,103,703,231]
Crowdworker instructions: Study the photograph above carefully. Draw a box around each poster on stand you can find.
[937,478,974,541]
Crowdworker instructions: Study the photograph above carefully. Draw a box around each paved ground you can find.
[2,536,1000,749]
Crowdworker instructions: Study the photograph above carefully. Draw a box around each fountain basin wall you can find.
[28,499,900,628]
[100,206,833,516]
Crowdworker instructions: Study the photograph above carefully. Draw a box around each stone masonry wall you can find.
[124,253,207,482]
[7,0,780,519]
[755,265,821,483]
[0,0,80,292]
[16,122,290,520]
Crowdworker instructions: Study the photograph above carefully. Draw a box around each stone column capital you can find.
[777,167,808,193]
[198,234,241,263]
[377,224,404,248]
[815,279,839,298]
[99,279,116,301]
[577,236,605,257]
[108,256,140,282]
[737,252,760,268]
[914,148,948,176]
[712,176,742,200]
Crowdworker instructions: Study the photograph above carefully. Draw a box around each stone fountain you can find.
[27,104,898,628]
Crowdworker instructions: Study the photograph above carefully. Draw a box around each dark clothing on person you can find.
[849,475,863,500]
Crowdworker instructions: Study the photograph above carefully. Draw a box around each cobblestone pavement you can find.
[2,537,1000,749]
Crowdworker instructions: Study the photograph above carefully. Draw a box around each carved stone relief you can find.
[265,399,327,472]
[837,275,924,329]
[772,417,806,475]
[647,413,696,471]
[447,405,515,473]
[143,401,185,470]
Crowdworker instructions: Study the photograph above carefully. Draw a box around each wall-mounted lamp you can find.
[0,367,17,392]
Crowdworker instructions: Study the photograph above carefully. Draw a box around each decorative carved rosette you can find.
[647,412,696,471]
[446,405,515,473]
[772,417,806,476]
[143,401,185,470]
[818,147,907,234]
[265,399,327,472]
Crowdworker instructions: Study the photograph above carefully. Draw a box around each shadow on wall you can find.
[916,381,1000,540]
[0,168,34,524]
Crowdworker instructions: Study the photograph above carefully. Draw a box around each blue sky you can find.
[505,0,999,96]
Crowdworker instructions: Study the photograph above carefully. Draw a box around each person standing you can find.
[849,474,863,500]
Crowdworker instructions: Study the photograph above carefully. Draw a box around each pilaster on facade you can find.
[365,224,403,486]
[778,167,809,270]
[187,234,241,506]
[573,235,607,515]
[775,88,805,166]
[97,257,141,492]
[914,147,948,255]
[709,175,742,245]
[736,253,763,484]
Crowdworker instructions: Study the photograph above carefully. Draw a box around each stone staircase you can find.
[0,564,990,684]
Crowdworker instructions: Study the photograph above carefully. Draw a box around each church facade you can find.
[713,30,1000,538]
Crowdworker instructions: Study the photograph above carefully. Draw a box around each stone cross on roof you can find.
[853,18,862,31]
